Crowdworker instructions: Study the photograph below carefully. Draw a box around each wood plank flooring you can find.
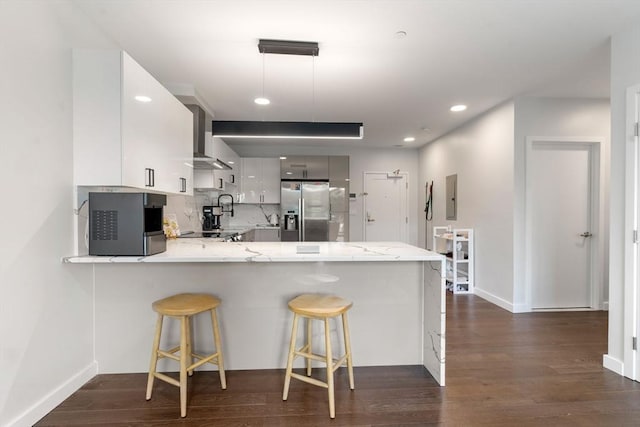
[36,294,640,426]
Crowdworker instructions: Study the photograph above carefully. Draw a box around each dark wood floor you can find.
[37,295,640,426]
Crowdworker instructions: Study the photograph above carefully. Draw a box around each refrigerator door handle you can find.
[300,197,305,241]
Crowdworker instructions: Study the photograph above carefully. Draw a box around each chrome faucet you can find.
[217,193,234,217]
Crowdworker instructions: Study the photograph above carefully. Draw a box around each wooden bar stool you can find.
[282,294,354,419]
[145,293,226,417]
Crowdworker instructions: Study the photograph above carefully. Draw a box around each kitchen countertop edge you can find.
[63,241,444,264]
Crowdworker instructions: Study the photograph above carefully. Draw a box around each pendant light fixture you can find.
[213,39,363,140]
[254,51,270,105]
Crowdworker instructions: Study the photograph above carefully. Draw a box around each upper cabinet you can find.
[239,158,280,203]
[280,156,329,180]
[193,134,241,191]
[73,49,193,195]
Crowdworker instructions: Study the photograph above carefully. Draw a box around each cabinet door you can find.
[240,158,263,203]
[280,156,306,180]
[254,228,280,241]
[121,52,161,190]
[304,156,329,180]
[121,52,192,194]
[261,158,281,203]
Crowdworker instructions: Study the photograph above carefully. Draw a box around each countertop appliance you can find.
[88,192,166,256]
[202,194,235,232]
[280,181,330,241]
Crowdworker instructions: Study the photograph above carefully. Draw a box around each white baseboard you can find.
[603,354,624,375]
[473,287,521,313]
[6,361,97,427]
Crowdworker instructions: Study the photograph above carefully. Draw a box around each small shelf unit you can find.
[433,226,474,294]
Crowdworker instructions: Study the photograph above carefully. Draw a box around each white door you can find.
[363,172,408,242]
[528,141,594,309]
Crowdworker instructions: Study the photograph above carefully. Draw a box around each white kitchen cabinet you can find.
[239,158,280,203]
[433,227,474,294]
[73,49,193,195]
[193,134,240,193]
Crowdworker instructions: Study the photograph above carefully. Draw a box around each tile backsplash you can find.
[166,192,280,233]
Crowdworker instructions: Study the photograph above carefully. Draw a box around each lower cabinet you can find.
[243,228,281,242]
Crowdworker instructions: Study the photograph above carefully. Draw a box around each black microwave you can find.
[88,192,166,256]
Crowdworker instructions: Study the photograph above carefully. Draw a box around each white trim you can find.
[624,84,640,380]
[603,354,624,375]
[524,136,604,312]
[473,287,523,313]
[5,361,97,427]
[603,301,609,311]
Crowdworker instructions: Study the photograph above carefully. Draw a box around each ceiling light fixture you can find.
[403,137,415,142]
[135,95,152,103]
[214,39,364,140]
[213,120,363,139]
[450,104,467,112]
[254,50,270,106]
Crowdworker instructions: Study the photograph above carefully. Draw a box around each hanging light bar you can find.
[212,120,363,139]
[258,39,319,56]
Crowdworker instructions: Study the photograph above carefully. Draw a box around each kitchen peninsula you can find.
[65,241,446,385]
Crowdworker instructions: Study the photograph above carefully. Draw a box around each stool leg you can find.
[146,313,163,400]
[283,313,299,401]
[186,315,194,377]
[325,317,335,419]
[306,317,312,376]
[342,313,355,390]
[210,308,226,389]
[179,315,188,417]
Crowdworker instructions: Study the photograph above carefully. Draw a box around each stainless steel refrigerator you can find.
[281,181,330,241]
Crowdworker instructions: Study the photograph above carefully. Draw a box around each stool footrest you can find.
[294,350,327,363]
[154,372,180,387]
[332,354,348,373]
[290,372,329,389]
[188,352,220,371]
[158,350,181,361]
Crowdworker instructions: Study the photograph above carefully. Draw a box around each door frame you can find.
[624,84,640,380]
[524,136,604,312]
[362,171,409,242]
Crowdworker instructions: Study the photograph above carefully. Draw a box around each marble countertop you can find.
[64,240,444,263]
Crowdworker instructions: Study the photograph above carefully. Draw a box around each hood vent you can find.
[186,104,232,170]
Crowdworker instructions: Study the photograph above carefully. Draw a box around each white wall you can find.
[608,23,640,373]
[0,2,114,426]
[513,97,610,310]
[230,145,420,245]
[418,102,516,308]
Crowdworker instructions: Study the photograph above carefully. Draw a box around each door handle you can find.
[580,232,592,238]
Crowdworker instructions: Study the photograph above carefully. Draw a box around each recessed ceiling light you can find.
[403,137,415,142]
[280,156,287,160]
[285,172,293,175]
[254,97,270,105]
[450,104,467,112]
[134,95,152,103]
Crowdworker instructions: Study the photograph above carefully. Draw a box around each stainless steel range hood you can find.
[185,104,232,170]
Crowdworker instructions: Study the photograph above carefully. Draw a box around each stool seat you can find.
[152,293,220,316]
[288,294,352,317]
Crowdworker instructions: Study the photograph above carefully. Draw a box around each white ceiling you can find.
[74,0,640,149]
